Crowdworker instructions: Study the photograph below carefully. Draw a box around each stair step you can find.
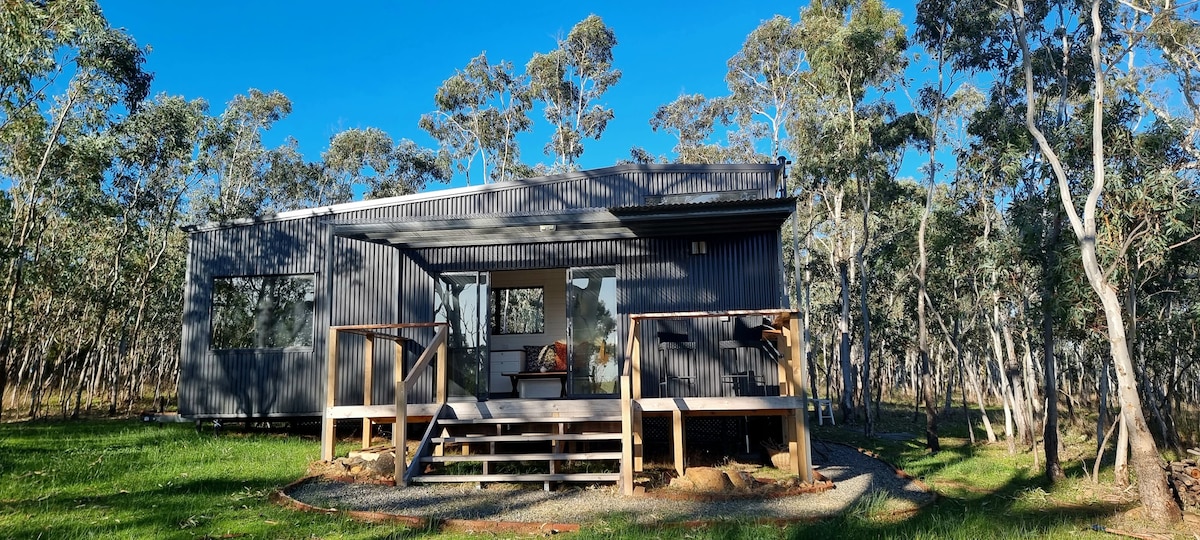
[410,473,620,483]
[433,433,621,444]
[438,416,622,425]
[421,451,621,463]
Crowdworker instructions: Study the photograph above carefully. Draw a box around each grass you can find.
[0,405,1195,539]
[0,419,451,539]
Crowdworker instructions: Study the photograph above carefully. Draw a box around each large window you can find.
[211,275,315,350]
[490,286,544,335]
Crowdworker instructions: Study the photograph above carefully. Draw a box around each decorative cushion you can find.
[553,341,568,371]
[523,345,558,372]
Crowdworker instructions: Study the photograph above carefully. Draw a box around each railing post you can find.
[321,328,339,462]
[436,326,448,403]
[629,320,642,400]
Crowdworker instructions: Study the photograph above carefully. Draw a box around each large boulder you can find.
[683,467,733,492]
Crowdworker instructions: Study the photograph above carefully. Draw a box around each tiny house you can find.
[178,162,813,491]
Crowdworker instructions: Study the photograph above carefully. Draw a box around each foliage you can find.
[527,14,621,171]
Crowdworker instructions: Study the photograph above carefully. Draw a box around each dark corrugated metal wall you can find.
[179,165,786,418]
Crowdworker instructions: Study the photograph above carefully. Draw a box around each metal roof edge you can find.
[179,161,783,233]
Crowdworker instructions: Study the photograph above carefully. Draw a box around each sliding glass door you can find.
[434,272,489,401]
[567,267,619,395]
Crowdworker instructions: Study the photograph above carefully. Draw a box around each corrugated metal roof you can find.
[328,197,796,249]
[181,162,785,233]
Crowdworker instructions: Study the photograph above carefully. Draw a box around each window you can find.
[490,287,544,335]
[211,275,315,350]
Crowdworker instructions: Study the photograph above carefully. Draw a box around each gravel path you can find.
[283,440,935,525]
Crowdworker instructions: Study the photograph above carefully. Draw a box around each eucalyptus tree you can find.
[192,88,304,222]
[725,15,807,161]
[649,94,765,163]
[420,53,533,184]
[526,15,621,171]
[324,128,450,200]
[788,0,907,430]
[97,94,206,415]
[1001,0,1183,522]
[0,0,151,408]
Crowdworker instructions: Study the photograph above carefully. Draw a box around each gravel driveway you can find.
[283,440,935,525]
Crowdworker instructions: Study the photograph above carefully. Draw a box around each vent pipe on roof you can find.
[775,155,791,198]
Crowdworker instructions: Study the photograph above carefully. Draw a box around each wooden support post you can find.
[777,314,812,482]
[633,403,644,471]
[321,328,339,462]
[672,408,686,476]
[396,385,408,486]
[435,331,448,403]
[394,339,405,486]
[620,374,634,495]
[362,334,374,449]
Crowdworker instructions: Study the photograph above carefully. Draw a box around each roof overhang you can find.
[328,197,797,249]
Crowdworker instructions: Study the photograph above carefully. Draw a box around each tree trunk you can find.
[917,157,938,452]
[838,260,854,423]
[1013,0,1180,520]
[966,350,998,443]
[857,251,873,437]
[1002,323,1031,446]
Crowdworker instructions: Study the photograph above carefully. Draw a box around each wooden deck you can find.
[321,310,814,493]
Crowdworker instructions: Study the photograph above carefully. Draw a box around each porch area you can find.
[320,309,813,494]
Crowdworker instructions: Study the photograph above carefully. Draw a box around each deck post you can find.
[619,374,633,495]
[322,328,340,462]
[362,334,374,448]
[394,339,405,486]
[778,314,812,481]
[672,408,685,476]
[396,385,408,486]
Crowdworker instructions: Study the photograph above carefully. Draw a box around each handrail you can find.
[629,309,792,321]
[403,323,448,393]
[396,323,448,486]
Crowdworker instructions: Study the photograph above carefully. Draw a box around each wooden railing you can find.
[320,322,449,485]
[618,309,811,495]
[396,324,448,486]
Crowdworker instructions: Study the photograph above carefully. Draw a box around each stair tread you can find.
[410,473,620,483]
[433,433,621,443]
[421,451,621,463]
[439,416,622,425]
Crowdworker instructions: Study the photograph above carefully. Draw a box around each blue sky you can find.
[98,1,921,191]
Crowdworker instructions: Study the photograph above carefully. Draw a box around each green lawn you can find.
[0,411,1192,539]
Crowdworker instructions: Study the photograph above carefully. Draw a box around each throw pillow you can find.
[523,345,556,372]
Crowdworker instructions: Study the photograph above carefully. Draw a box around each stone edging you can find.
[274,440,940,531]
[271,476,581,534]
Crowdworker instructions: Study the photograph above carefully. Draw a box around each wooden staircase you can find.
[409,414,623,490]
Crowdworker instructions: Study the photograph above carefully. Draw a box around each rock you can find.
[365,452,396,475]
[727,470,756,491]
[684,467,732,492]
[669,475,696,490]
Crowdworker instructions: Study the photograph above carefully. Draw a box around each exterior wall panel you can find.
[180,164,788,418]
